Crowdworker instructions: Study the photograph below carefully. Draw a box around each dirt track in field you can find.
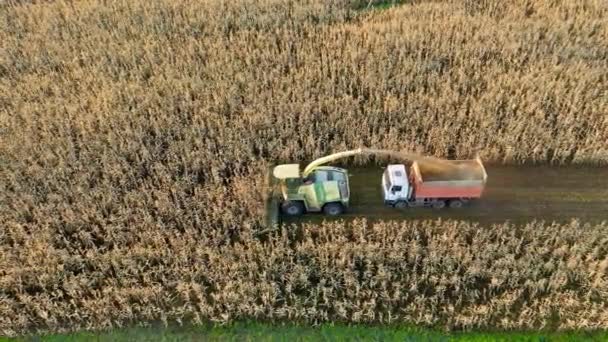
[284,166,608,225]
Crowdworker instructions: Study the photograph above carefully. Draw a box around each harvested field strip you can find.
[286,165,608,225]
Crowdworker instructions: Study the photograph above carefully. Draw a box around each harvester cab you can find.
[272,163,349,216]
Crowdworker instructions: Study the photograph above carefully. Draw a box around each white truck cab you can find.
[382,164,412,208]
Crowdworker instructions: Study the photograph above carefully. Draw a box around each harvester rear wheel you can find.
[323,202,344,216]
[281,201,305,216]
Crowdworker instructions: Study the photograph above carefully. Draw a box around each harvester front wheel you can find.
[281,201,305,216]
[323,202,344,216]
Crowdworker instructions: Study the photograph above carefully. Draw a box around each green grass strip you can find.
[10,322,608,342]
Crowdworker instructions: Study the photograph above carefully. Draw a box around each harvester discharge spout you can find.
[302,148,364,176]
[302,148,444,176]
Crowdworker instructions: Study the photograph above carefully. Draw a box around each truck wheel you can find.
[394,201,408,209]
[432,200,446,209]
[323,202,344,216]
[408,201,420,208]
[281,201,305,216]
[449,200,463,208]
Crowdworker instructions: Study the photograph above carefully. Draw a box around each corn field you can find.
[1,0,607,336]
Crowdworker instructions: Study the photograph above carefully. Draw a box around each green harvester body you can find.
[270,148,437,217]
[273,163,350,215]
[284,166,349,211]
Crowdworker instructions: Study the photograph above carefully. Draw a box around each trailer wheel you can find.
[394,201,408,209]
[408,201,421,208]
[323,202,344,216]
[281,201,305,216]
[432,200,446,209]
[449,200,463,208]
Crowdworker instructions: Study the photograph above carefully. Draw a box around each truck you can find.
[382,157,488,209]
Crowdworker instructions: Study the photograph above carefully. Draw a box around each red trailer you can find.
[411,157,487,208]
